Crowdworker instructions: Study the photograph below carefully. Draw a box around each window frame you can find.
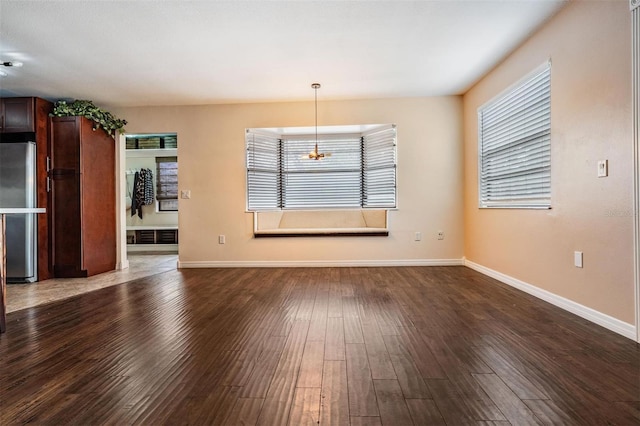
[156,156,178,212]
[246,124,396,212]
[478,61,552,209]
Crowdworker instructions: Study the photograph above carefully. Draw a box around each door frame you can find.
[632,0,639,343]
[115,133,128,271]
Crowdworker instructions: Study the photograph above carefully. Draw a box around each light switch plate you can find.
[574,251,583,268]
[180,190,191,199]
[597,160,608,177]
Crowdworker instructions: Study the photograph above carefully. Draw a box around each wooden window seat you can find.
[253,210,389,237]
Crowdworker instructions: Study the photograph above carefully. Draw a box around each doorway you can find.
[116,133,179,274]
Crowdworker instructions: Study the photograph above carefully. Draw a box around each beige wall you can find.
[463,1,634,323]
[113,96,464,265]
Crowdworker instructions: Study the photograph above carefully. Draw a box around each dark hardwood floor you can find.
[1,266,638,425]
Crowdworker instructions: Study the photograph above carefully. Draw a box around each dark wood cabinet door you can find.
[50,117,84,277]
[50,172,84,277]
[49,116,115,278]
[50,117,80,172]
[1,98,35,133]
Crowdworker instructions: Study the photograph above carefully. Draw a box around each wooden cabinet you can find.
[0,97,35,133]
[49,116,116,277]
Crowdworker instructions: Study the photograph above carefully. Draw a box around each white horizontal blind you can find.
[246,126,397,211]
[246,131,281,210]
[363,126,397,208]
[479,63,551,208]
[282,135,362,209]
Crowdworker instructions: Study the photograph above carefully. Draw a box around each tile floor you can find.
[6,253,178,313]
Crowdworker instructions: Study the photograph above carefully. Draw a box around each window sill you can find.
[253,210,389,237]
[479,205,552,210]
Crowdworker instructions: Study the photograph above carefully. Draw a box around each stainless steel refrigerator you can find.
[0,142,37,283]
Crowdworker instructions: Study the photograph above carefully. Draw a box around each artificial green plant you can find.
[50,100,127,137]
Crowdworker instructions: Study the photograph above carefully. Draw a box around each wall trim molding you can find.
[116,259,130,271]
[464,258,636,340]
[632,0,640,342]
[178,258,464,269]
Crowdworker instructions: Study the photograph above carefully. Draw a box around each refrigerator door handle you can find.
[46,176,51,193]
[46,156,51,172]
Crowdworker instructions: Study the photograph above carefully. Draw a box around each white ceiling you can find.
[0,0,567,107]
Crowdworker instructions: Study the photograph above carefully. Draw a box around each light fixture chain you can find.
[315,85,318,152]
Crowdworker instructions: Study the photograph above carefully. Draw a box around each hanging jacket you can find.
[141,168,155,205]
[131,171,143,219]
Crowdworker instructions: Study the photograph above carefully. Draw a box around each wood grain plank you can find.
[422,334,506,421]
[523,398,584,425]
[320,360,349,425]
[405,398,446,425]
[307,289,328,342]
[471,345,549,400]
[361,321,396,380]
[342,295,360,317]
[287,387,321,426]
[349,416,383,426]
[257,320,310,426]
[383,334,431,398]
[296,340,325,388]
[427,378,478,425]
[343,314,365,344]
[241,336,287,398]
[373,379,413,426]
[327,281,343,318]
[612,401,640,424]
[397,326,446,379]
[223,397,264,426]
[325,317,345,361]
[345,343,379,417]
[472,373,542,425]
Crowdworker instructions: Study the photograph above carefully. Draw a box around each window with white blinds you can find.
[283,134,363,209]
[478,62,551,208]
[246,125,396,211]
[246,131,281,210]
[363,126,397,208]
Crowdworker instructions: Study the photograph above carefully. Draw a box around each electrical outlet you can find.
[219,235,226,244]
[414,232,422,241]
[181,189,191,199]
[437,231,444,240]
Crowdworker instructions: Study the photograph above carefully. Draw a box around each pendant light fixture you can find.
[302,83,330,160]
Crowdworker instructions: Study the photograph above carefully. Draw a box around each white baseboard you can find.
[116,259,130,270]
[464,258,636,340]
[178,258,464,269]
